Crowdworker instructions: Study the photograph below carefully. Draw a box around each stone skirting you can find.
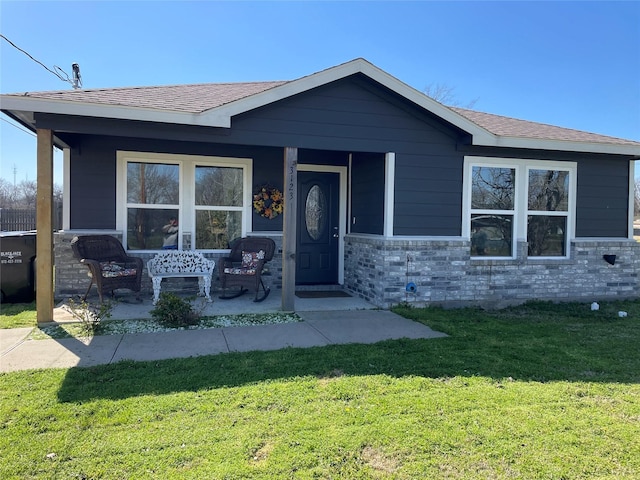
[344,235,640,309]
[54,231,283,301]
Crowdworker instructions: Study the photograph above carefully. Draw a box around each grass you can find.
[0,301,36,328]
[1,300,640,478]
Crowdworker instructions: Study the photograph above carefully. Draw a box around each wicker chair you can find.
[219,237,276,302]
[70,235,143,302]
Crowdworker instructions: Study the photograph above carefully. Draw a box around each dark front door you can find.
[296,171,340,284]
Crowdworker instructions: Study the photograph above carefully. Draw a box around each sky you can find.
[1,0,639,186]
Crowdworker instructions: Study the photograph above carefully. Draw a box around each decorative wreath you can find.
[253,184,284,219]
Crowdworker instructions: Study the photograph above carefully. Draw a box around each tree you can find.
[423,82,478,109]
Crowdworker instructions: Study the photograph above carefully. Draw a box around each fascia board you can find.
[482,134,640,157]
[0,95,214,127]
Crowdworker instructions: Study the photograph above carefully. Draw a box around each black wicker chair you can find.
[70,235,143,302]
[219,237,276,302]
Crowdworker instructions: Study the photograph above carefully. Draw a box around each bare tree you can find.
[424,82,478,109]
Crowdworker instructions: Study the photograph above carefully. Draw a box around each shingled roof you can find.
[2,58,639,155]
[451,107,640,147]
[13,81,288,114]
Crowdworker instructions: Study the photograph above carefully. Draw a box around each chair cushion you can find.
[241,250,265,269]
[100,261,138,278]
[223,267,257,275]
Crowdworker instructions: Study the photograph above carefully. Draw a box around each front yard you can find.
[1,300,639,478]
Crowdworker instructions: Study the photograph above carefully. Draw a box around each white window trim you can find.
[463,156,577,259]
[116,151,252,252]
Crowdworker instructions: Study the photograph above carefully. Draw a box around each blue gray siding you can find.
[35,75,634,238]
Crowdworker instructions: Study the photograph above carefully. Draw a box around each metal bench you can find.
[147,251,215,305]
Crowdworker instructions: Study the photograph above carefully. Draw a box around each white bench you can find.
[147,251,216,305]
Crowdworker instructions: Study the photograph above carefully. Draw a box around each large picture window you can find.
[464,158,575,259]
[118,152,251,251]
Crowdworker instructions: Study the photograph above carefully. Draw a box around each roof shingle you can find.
[14,81,288,113]
[6,78,639,148]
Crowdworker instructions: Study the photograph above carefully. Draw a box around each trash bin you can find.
[0,230,37,303]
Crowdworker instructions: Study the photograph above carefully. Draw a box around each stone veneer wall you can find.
[344,234,640,309]
[54,231,283,301]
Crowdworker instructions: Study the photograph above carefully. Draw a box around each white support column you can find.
[629,160,636,239]
[384,152,395,237]
[62,147,71,230]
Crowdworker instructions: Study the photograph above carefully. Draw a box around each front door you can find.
[296,171,340,284]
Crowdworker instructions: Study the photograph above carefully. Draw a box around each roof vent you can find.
[72,63,82,89]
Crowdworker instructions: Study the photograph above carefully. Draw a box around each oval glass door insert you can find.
[305,184,326,240]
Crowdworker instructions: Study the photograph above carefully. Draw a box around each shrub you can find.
[65,298,113,336]
[150,292,200,328]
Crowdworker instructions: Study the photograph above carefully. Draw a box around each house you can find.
[2,58,640,322]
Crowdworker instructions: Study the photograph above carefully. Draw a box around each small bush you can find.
[150,293,200,328]
[65,298,113,336]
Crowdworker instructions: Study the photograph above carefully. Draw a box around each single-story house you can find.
[2,58,640,322]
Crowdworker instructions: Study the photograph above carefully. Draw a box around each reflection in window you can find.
[471,166,515,210]
[467,160,573,259]
[527,216,566,256]
[195,166,243,207]
[305,185,326,240]
[126,162,180,250]
[127,162,179,205]
[528,170,569,212]
[195,211,242,250]
[471,214,513,256]
[194,165,244,249]
[127,208,179,250]
[528,169,569,256]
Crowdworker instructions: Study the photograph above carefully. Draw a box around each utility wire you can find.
[0,116,36,137]
[0,33,74,86]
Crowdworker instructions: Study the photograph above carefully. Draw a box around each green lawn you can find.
[0,301,36,328]
[1,300,639,479]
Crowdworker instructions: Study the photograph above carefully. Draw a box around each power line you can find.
[0,116,36,137]
[0,33,80,88]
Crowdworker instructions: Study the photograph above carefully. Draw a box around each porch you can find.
[52,285,376,323]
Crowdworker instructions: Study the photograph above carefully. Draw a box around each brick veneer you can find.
[344,235,640,309]
[54,231,283,301]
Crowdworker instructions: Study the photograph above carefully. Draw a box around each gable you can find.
[2,58,639,156]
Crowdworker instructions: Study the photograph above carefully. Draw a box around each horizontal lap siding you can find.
[575,158,629,237]
[69,140,117,229]
[351,153,385,235]
[231,78,465,236]
[68,136,284,230]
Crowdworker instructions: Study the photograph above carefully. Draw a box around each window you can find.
[194,165,244,249]
[125,162,180,250]
[464,157,575,259]
[527,169,570,256]
[118,152,252,251]
[470,166,515,257]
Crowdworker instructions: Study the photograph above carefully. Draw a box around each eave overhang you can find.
[2,58,639,157]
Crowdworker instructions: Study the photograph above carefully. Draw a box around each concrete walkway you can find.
[0,310,447,372]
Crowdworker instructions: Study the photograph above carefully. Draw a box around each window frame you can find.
[117,151,253,252]
[463,156,577,260]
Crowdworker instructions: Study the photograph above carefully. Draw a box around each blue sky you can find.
[1,0,639,185]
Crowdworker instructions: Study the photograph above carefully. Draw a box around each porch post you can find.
[36,129,54,324]
[282,147,298,311]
